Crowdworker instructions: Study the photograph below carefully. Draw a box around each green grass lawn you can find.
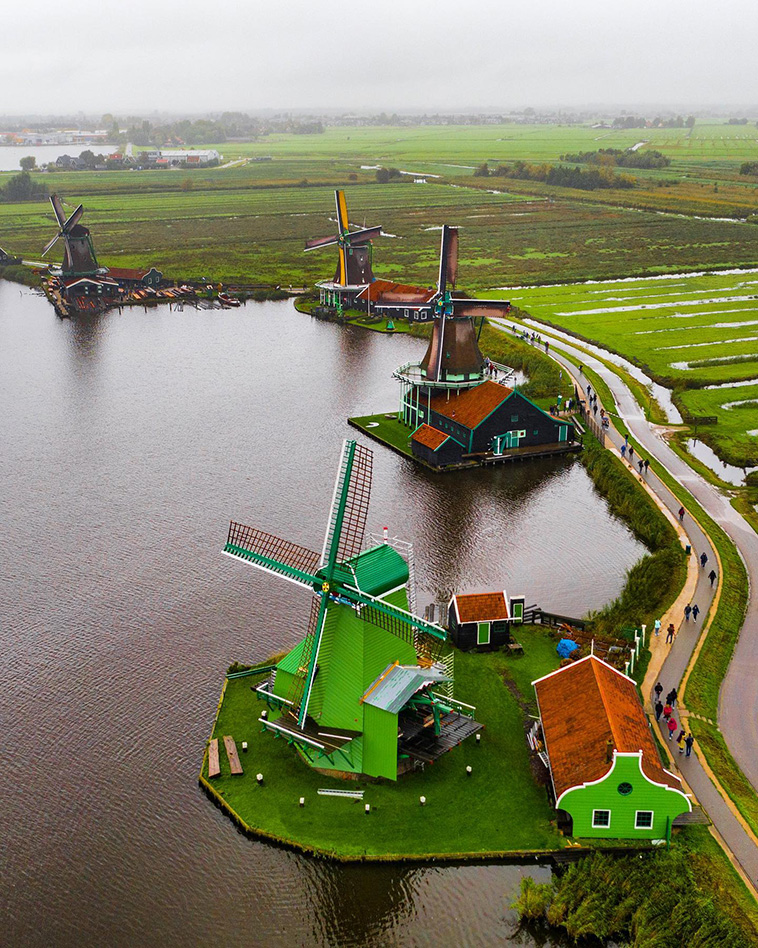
[349,413,414,459]
[203,639,564,858]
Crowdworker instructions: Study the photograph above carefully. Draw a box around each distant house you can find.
[105,266,162,288]
[408,380,575,469]
[447,590,525,649]
[532,656,691,840]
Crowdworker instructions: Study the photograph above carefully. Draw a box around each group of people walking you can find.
[654,683,695,757]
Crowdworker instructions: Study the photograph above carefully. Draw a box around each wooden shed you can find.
[448,590,525,650]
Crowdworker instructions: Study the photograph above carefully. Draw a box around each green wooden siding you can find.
[363,704,399,779]
[558,754,690,840]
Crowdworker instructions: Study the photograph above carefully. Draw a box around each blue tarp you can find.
[556,638,579,659]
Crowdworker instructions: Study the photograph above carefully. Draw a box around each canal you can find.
[0,285,645,946]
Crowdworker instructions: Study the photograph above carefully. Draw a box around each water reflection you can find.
[686,437,757,486]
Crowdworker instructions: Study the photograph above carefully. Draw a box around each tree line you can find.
[0,171,48,203]
[473,160,635,191]
[559,147,671,169]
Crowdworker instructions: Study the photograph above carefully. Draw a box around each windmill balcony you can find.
[393,361,516,391]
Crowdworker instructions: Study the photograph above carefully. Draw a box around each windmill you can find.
[41,194,100,276]
[223,440,481,779]
[305,190,382,307]
[388,225,511,383]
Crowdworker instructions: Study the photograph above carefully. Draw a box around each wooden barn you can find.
[447,590,526,649]
[408,380,575,469]
[532,656,691,840]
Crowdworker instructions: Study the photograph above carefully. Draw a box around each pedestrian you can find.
[644,458,650,474]
[638,459,644,474]
[708,568,717,587]
[587,384,591,397]
[677,733,686,754]
[678,506,685,522]
[655,681,663,701]
[655,700,664,721]
[624,433,628,446]
[669,687,678,707]
[666,623,676,644]
[700,551,708,569]
[692,604,700,622]
[663,703,673,721]
[677,728,685,743]
[684,604,692,622]
[685,734,694,758]
[668,718,678,740]
[545,340,549,353]
[654,618,662,637]
[628,445,635,461]
[620,444,627,459]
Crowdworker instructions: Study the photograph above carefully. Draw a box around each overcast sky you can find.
[1,0,754,115]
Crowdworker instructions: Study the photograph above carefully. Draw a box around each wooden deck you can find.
[223,735,243,775]
[208,738,220,778]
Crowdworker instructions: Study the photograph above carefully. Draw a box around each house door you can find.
[559,425,568,442]
[477,622,490,645]
[493,434,509,455]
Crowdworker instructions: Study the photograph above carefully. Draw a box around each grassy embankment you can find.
[513,826,758,946]
[203,637,564,859]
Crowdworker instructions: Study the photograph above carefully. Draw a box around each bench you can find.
[208,738,220,778]
[508,641,524,655]
[317,788,364,800]
[223,735,243,775]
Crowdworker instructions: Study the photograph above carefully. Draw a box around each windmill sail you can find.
[286,594,328,718]
[321,440,372,569]
[224,521,320,589]
[304,190,382,287]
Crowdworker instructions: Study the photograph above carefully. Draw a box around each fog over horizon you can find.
[0,0,754,115]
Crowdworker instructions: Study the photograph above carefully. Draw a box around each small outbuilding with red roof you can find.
[447,590,526,649]
[532,655,691,840]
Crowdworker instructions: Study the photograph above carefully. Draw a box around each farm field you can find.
[507,270,758,466]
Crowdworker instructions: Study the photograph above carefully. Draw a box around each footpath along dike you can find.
[491,315,758,896]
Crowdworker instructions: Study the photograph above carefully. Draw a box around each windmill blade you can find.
[437,225,459,295]
[334,189,350,234]
[340,584,447,645]
[344,225,382,245]
[63,204,84,232]
[337,244,347,285]
[321,441,372,571]
[286,594,329,723]
[451,300,511,319]
[41,232,61,257]
[50,194,67,227]
[223,521,320,590]
[304,234,339,251]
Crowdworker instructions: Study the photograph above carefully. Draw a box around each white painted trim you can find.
[321,438,348,568]
[222,551,313,593]
[555,751,691,810]
[592,808,612,829]
[260,718,324,750]
[531,652,635,688]
[635,809,655,829]
[379,583,407,600]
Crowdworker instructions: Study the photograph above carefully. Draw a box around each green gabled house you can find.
[533,656,691,840]
[224,441,482,781]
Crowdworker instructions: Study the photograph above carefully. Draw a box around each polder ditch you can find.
[1,287,650,946]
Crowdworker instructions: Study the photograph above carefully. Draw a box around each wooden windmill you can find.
[224,440,481,779]
[41,194,101,277]
[389,226,511,383]
[305,190,382,309]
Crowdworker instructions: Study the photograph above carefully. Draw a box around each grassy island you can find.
[202,632,574,860]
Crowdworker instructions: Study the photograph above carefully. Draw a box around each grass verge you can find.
[348,413,414,459]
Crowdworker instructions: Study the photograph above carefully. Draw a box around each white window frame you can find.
[635,810,654,829]
[592,809,611,828]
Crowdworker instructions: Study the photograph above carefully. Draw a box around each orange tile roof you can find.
[534,656,682,800]
[356,279,436,304]
[411,424,449,450]
[454,592,509,623]
[429,380,512,430]
[106,266,148,281]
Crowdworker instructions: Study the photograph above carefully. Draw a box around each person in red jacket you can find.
[667,718,678,740]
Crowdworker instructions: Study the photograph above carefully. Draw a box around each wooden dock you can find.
[208,738,220,778]
[223,735,243,775]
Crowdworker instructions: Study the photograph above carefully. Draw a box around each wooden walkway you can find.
[223,735,243,775]
[208,738,220,778]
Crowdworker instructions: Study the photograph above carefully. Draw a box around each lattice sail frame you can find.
[321,441,372,568]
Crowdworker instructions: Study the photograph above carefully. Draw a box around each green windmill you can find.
[224,440,482,780]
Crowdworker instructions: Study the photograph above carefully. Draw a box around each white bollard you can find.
[466,765,473,777]
[299,797,305,808]
[242,741,248,752]
[256,773,264,785]
[365,803,371,814]
[420,796,426,806]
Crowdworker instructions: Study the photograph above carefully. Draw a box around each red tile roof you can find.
[356,279,436,305]
[429,380,513,430]
[106,267,148,281]
[453,592,509,623]
[534,656,683,801]
[411,424,449,450]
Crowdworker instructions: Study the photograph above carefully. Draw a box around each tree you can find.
[375,168,390,183]
[19,156,36,171]
[686,115,696,128]
[473,162,490,177]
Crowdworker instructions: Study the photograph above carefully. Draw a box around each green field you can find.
[4,122,758,289]
[507,270,758,465]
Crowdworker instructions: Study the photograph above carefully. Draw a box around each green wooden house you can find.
[223,440,482,781]
[533,655,691,840]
